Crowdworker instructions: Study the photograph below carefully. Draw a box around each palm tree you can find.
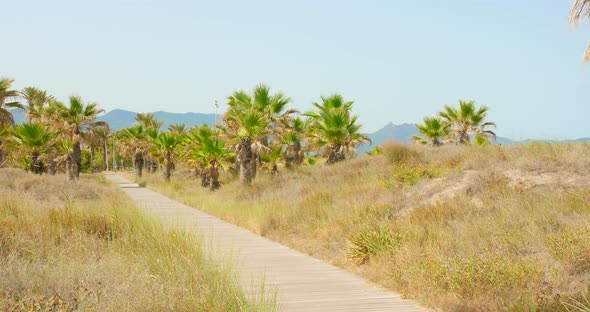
[414,117,450,147]
[8,123,56,174]
[135,113,163,173]
[0,78,23,165]
[0,78,23,128]
[151,131,182,181]
[185,125,232,190]
[118,124,148,177]
[569,0,590,62]
[85,123,110,171]
[20,87,54,123]
[281,117,308,168]
[223,84,292,185]
[305,94,370,164]
[53,96,104,180]
[438,100,496,145]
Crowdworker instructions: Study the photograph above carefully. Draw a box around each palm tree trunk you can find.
[200,168,210,187]
[134,151,144,177]
[164,150,172,181]
[327,144,345,164]
[66,155,75,180]
[239,137,253,186]
[210,161,220,190]
[31,152,42,175]
[72,141,81,179]
[47,157,57,175]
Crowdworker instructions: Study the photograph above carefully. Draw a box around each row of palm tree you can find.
[115,84,370,188]
[0,78,106,179]
[413,100,496,146]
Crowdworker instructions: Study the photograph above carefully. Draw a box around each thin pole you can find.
[105,139,109,171]
[113,139,116,172]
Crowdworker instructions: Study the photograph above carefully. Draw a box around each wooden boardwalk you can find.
[105,174,425,312]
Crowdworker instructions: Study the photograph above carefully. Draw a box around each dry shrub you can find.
[381,142,421,165]
[407,203,463,224]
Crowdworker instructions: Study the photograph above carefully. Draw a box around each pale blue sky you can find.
[3,0,589,139]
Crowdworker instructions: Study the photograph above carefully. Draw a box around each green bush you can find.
[348,227,404,264]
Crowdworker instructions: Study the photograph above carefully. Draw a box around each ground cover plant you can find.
[137,142,590,311]
[0,169,274,311]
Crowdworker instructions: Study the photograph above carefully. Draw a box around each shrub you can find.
[381,142,420,165]
[348,226,404,264]
[390,163,446,188]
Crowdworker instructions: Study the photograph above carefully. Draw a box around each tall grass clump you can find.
[0,168,273,311]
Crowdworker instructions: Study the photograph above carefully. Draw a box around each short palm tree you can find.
[281,117,308,167]
[570,0,590,61]
[118,124,148,177]
[151,131,182,181]
[414,117,450,147]
[439,100,496,145]
[8,123,56,174]
[305,94,369,164]
[185,125,232,190]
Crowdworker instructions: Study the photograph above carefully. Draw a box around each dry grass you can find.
[139,142,590,311]
[0,169,274,311]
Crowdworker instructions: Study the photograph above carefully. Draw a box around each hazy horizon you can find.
[3,0,589,140]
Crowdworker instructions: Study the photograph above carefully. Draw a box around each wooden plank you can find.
[105,174,426,312]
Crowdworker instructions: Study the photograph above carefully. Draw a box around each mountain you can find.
[96,109,218,130]
[356,123,419,154]
[7,109,589,144]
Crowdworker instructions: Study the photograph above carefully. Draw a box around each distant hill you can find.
[96,109,218,130]
[9,108,218,130]
[8,109,589,144]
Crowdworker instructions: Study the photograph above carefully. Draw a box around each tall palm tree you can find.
[19,87,54,123]
[151,131,182,181]
[223,84,292,185]
[0,78,23,165]
[85,123,110,171]
[438,100,496,145]
[414,117,450,147]
[570,0,590,62]
[135,113,163,173]
[53,96,104,180]
[8,123,56,174]
[305,94,370,164]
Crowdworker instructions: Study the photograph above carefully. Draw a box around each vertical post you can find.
[105,139,109,171]
[113,139,116,172]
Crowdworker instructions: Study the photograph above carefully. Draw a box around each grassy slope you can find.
[139,143,590,311]
[0,169,274,311]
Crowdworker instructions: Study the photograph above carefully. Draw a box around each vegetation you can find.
[0,169,273,311]
[415,100,496,146]
[139,142,590,311]
[570,0,590,61]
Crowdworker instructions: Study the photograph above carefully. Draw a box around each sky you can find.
[2,0,589,140]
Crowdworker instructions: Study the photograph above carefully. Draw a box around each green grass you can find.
[138,142,590,311]
[0,169,275,311]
